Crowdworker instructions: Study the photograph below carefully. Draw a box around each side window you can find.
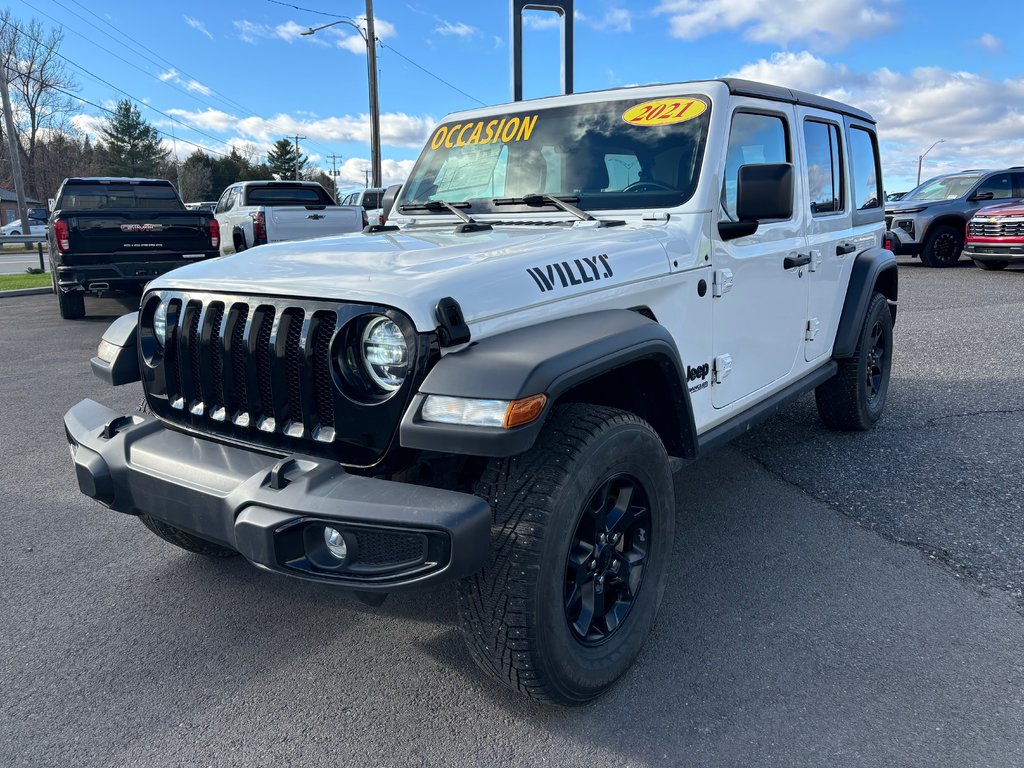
[975,173,1013,200]
[215,187,233,214]
[803,120,844,215]
[722,112,790,220]
[849,127,882,210]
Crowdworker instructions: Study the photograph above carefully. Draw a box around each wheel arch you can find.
[923,214,968,243]
[832,246,898,359]
[399,309,698,459]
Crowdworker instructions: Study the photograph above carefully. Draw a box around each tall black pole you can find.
[365,0,381,188]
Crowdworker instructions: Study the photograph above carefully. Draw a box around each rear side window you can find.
[849,127,882,210]
[57,183,184,211]
[804,120,844,215]
[245,186,332,206]
[722,112,790,220]
[362,191,383,209]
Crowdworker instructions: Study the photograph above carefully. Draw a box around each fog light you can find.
[324,526,348,561]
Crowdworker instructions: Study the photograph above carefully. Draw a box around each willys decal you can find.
[527,254,612,293]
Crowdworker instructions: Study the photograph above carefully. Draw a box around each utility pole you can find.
[291,135,307,180]
[364,167,370,188]
[916,139,945,187]
[0,63,32,250]
[365,0,381,188]
[327,153,343,200]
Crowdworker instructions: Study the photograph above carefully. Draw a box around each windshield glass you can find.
[905,174,982,202]
[400,95,711,214]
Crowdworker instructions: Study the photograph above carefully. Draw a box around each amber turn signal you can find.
[504,394,548,429]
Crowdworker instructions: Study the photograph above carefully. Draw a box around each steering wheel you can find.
[621,180,674,193]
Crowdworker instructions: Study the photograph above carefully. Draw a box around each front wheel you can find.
[815,291,894,430]
[920,224,963,267]
[458,404,675,705]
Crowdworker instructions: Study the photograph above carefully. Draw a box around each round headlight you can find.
[153,300,168,347]
[360,316,409,392]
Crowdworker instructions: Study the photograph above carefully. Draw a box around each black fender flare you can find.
[232,226,247,252]
[90,312,140,386]
[833,246,898,359]
[399,309,697,459]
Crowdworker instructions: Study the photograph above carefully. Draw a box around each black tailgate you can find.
[61,211,214,264]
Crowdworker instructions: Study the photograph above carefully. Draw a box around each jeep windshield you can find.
[399,95,711,215]
[904,174,984,202]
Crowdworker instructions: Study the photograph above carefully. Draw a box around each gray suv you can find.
[886,168,1024,267]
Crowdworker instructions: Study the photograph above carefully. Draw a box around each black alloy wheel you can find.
[921,224,964,267]
[564,474,651,645]
[865,319,887,405]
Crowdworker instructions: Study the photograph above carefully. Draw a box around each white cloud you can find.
[576,8,632,32]
[184,16,213,40]
[436,21,477,37]
[656,0,896,48]
[727,51,1024,188]
[332,157,415,187]
[233,19,331,45]
[165,107,436,149]
[332,16,396,54]
[523,14,561,30]
[157,68,213,98]
[978,33,1003,54]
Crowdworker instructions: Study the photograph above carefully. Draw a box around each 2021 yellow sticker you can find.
[622,97,708,127]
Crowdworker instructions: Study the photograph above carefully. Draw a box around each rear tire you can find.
[458,404,675,706]
[973,259,1008,271]
[815,292,893,431]
[920,224,963,267]
[138,515,239,557]
[56,288,85,320]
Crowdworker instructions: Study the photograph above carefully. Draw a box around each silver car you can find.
[886,168,1024,267]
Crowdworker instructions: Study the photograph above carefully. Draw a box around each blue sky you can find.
[9,0,1024,192]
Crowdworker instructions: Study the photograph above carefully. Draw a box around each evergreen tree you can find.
[99,100,168,177]
[266,138,307,180]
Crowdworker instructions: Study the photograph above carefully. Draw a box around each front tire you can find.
[815,292,893,431]
[458,404,675,705]
[920,224,963,267]
[973,259,1008,271]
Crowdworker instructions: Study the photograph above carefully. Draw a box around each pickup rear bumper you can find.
[64,399,492,591]
[56,257,218,294]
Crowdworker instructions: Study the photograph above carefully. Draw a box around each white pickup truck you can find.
[214,180,364,256]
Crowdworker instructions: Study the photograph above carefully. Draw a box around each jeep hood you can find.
[151,224,679,331]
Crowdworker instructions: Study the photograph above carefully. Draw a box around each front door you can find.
[712,105,809,409]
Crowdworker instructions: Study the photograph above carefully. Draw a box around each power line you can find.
[1,18,239,155]
[264,0,486,106]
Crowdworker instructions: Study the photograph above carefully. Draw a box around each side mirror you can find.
[719,163,794,241]
[970,191,994,202]
[380,184,402,224]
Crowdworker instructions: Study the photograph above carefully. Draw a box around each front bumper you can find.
[964,242,1024,263]
[64,399,491,590]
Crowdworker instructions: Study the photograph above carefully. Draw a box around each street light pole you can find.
[916,139,946,187]
[302,9,382,189]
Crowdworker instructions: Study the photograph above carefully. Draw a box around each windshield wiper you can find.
[493,194,624,227]
[397,200,491,233]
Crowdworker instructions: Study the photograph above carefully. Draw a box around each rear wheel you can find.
[973,259,1008,271]
[56,288,85,320]
[920,224,963,267]
[458,404,675,705]
[815,292,893,430]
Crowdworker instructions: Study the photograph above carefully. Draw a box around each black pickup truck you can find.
[49,178,220,319]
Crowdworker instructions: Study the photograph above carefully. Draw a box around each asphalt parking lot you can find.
[2,260,1023,767]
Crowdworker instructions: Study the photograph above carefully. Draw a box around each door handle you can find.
[836,242,857,255]
[784,253,812,269]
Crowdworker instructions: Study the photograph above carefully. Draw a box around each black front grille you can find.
[968,219,1024,238]
[145,291,428,466]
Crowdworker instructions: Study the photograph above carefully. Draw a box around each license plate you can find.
[182,253,205,259]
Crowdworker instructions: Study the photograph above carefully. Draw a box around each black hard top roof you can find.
[719,79,875,124]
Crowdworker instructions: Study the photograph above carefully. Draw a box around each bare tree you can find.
[0,11,78,198]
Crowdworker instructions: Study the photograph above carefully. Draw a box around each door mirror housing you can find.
[969,191,994,202]
[380,184,403,224]
[719,163,794,241]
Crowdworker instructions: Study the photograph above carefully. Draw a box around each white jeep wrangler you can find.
[66,78,896,706]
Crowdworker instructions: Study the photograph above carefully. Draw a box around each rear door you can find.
[797,107,855,362]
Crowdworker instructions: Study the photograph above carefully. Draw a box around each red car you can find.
[965,202,1024,270]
